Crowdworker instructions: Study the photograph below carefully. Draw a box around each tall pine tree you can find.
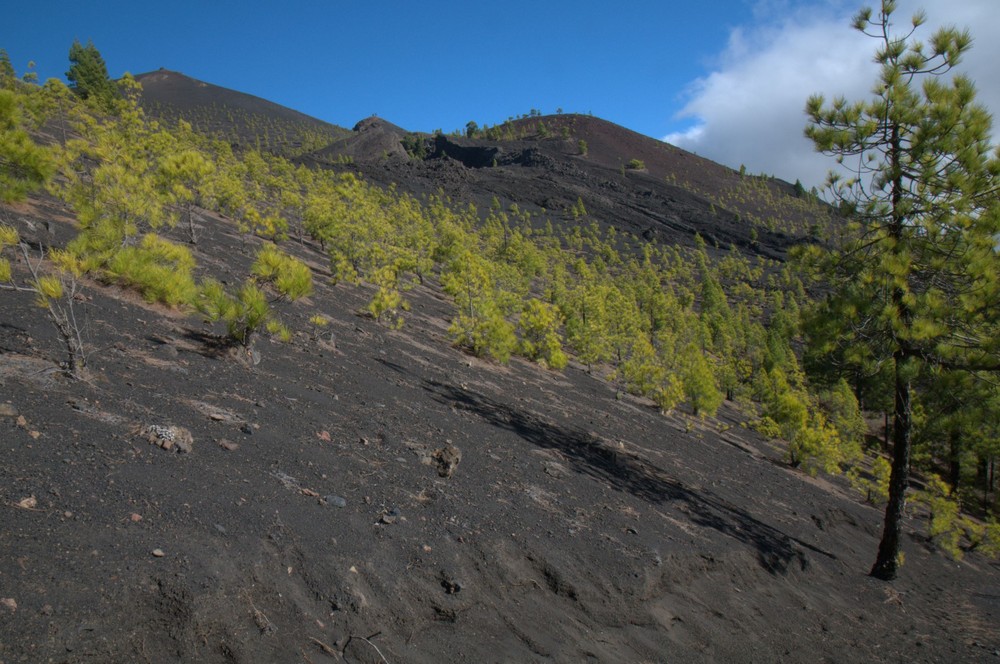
[66,39,118,109]
[803,1,1000,580]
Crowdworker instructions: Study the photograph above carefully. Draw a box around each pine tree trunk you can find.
[870,353,912,581]
[187,205,198,245]
[949,431,961,493]
[870,122,913,582]
[883,412,890,453]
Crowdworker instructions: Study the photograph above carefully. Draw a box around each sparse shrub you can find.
[789,414,850,476]
[1,230,88,377]
[105,233,197,306]
[578,139,588,156]
[449,310,517,363]
[848,455,892,504]
[196,245,310,352]
[308,313,330,340]
[979,521,1000,558]
[890,475,1000,562]
[914,475,968,560]
[752,416,782,439]
[251,244,313,301]
[0,224,17,281]
[626,158,645,170]
[196,278,272,348]
[265,317,292,342]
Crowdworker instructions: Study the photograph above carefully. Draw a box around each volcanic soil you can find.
[0,190,999,664]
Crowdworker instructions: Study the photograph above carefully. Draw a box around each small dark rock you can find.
[324,495,347,508]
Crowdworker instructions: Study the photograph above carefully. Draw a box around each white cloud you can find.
[665,0,1000,189]
[663,124,705,146]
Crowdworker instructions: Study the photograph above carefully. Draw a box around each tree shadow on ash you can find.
[175,328,240,360]
[423,378,835,575]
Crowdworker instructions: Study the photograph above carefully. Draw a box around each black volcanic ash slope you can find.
[299,113,830,260]
[135,69,349,156]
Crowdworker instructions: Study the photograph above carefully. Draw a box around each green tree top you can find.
[0,49,15,90]
[66,39,118,109]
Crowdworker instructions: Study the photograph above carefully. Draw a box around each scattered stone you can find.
[129,513,143,523]
[16,496,37,509]
[214,523,227,534]
[218,438,239,451]
[240,423,254,435]
[0,403,17,418]
[142,425,194,453]
[300,488,320,498]
[1,597,16,613]
[272,470,301,491]
[543,460,568,478]
[379,506,402,525]
[16,415,28,428]
[151,549,165,558]
[440,571,463,594]
[156,343,179,358]
[324,495,347,508]
[209,412,226,421]
[316,430,331,442]
[432,441,462,478]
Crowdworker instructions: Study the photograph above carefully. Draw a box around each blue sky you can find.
[3,0,998,187]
